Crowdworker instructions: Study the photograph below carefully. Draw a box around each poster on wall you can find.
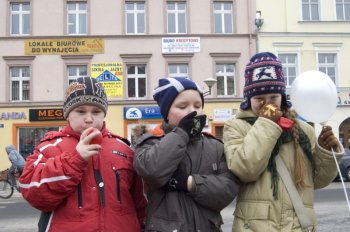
[162,37,200,53]
[91,62,123,98]
[24,38,104,55]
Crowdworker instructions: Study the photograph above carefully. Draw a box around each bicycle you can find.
[0,169,21,199]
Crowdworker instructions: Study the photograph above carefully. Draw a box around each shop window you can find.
[211,122,224,141]
[17,125,64,159]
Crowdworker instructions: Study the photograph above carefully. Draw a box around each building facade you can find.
[256,0,350,147]
[0,0,256,169]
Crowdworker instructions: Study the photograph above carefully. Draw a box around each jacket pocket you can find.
[145,216,182,232]
[111,161,133,205]
[234,201,270,231]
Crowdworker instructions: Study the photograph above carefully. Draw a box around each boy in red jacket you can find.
[20,77,146,232]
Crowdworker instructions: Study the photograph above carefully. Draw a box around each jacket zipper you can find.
[113,168,122,204]
[77,183,83,208]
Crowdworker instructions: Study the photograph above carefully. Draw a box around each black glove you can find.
[178,111,207,137]
[164,164,189,192]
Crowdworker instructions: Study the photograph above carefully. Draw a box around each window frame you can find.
[61,55,93,93]
[125,1,146,34]
[3,56,35,102]
[9,1,31,36]
[278,53,299,87]
[67,65,88,84]
[120,54,152,100]
[301,0,320,21]
[317,53,338,85]
[168,63,189,78]
[213,1,233,34]
[210,53,240,97]
[166,1,187,34]
[215,63,236,96]
[163,53,193,80]
[9,66,31,102]
[66,1,88,35]
[126,64,147,99]
[336,0,350,20]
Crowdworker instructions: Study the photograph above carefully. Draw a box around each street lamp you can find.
[203,77,217,97]
[255,11,264,52]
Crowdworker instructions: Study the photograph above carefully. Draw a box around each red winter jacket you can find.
[19,123,147,232]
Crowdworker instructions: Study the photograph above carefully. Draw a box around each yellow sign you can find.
[91,62,124,98]
[24,38,104,55]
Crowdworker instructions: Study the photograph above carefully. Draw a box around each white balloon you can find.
[290,70,338,123]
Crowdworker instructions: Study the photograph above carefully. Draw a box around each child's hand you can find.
[164,163,189,192]
[318,126,341,152]
[178,111,207,137]
[258,103,283,122]
[76,127,102,161]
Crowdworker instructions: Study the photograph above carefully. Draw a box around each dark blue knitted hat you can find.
[153,77,204,120]
[240,52,292,110]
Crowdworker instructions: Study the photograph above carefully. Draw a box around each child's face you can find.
[250,93,282,115]
[67,105,105,133]
[167,89,203,126]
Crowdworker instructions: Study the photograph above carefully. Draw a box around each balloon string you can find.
[331,147,350,213]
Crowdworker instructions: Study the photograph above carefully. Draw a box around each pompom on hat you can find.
[240,52,292,110]
[63,77,108,118]
[153,77,204,120]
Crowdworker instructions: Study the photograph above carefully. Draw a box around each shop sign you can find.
[213,109,233,122]
[162,37,200,53]
[0,112,26,120]
[29,109,65,121]
[124,106,162,120]
[24,38,104,55]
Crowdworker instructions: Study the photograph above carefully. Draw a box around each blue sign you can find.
[124,106,162,119]
[96,70,121,82]
[0,124,4,128]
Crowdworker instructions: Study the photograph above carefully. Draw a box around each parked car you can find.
[339,149,350,181]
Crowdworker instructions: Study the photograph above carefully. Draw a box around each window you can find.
[168,64,188,78]
[67,2,87,35]
[167,2,186,34]
[10,2,30,36]
[18,126,62,159]
[213,2,233,34]
[278,54,298,87]
[127,65,146,98]
[67,65,88,84]
[212,123,224,141]
[318,53,337,84]
[302,0,319,21]
[125,2,145,34]
[216,64,235,96]
[10,66,30,101]
[336,0,350,20]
